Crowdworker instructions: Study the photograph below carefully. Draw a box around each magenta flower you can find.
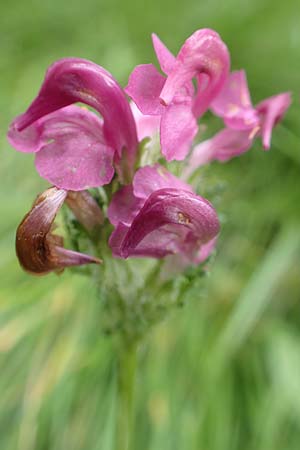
[108,165,219,264]
[8,58,138,190]
[185,70,291,172]
[125,29,230,161]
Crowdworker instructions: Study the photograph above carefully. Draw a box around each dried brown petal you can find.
[66,190,104,233]
[16,187,101,275]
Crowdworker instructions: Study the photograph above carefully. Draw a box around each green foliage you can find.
[1,0,300,449]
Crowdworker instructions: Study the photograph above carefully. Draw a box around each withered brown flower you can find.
[16,187,101,275]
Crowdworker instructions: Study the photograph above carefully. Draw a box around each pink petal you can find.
[162,235,217,274]
[32,106,115,190]
[211,128,253,160]
[211,70,259,130]
[107,185,144,227]
[119,188,220,259]
[160,102,198,161]
[130,102,160,141]
[9,58,137,161]
[133,164,193,199]
[151,33,176,75]
[110,223,184,259]
[195,236,218,263]
[8,118,45,153]
[185,128,253,176]
[109,223,130,257]
[160,29,230,117]
[122,226,189,258]
[256,92,291,149]
[125,64,166,115]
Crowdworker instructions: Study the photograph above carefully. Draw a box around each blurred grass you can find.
[1,0,300,449]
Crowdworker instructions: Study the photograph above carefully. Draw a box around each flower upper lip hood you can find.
[108,165,219,262]
[8,105,116,190]
[12,58,138,157]
[8,58,138,189]
[119,188,219,259]
[159,29,230,117]
[125,29,230,161]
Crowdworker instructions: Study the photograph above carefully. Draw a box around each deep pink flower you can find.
[185,70,291,172]
[108,165,219,264]
[125,29,230,161]
[8,58,138,190]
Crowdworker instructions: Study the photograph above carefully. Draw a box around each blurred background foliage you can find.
[1,0,300,449]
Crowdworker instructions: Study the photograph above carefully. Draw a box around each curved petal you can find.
[133,164,193,199]
[151,33,176,75]
[118,188,220,259]
[211,70,259,130]
[151,33,194,100]
[109,223,182,258]
[125,64,166,115]
[130,102,160,141]
[9,58,138,160]
[109,223,130,257]
[162,235,217,275]
[160,103,198,161]
[185,128,253,176]
[16,187,101,275]
[107,185,144,227]
[16,105,115,190]
[160,29,230,117]
[256,92,291,149]
[7,120,44,153]
[195,236,218,263]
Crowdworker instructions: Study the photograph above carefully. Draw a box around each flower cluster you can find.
[8,29,291,275]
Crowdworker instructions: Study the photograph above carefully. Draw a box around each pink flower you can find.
[8,58,138,190]
[108,165,219,264]
[185,70,291,172]
[125,29,230,161]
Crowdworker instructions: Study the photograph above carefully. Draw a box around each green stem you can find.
[115,340,138,450]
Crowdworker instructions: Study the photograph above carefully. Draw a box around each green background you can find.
[1,0,300,449]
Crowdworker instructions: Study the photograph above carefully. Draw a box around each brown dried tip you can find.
[66,190,104,233]
[16,187,102,275]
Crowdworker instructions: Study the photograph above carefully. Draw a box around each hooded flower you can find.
[8,58,138,189]
[108,165,219,264]
[184,70,291,173]
[16,187,102,275]
[125,29,230,161]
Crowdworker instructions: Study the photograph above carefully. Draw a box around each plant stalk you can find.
[115,339,138,450]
